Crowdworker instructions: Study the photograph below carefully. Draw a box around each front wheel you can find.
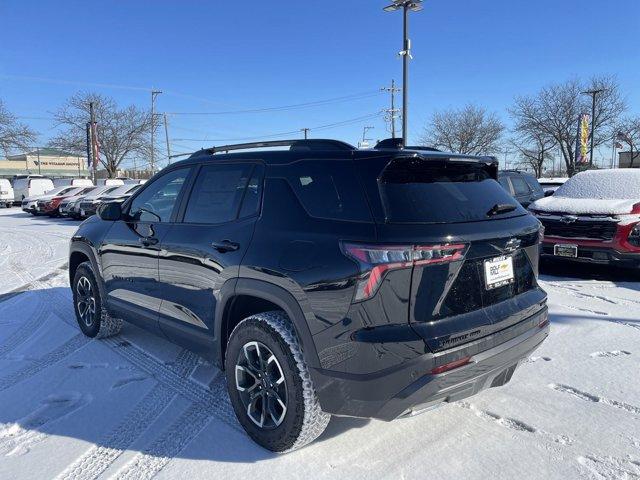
[225,311,330,452]
[72,261,122,338]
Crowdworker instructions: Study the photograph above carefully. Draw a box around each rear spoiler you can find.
[382,153,499,181]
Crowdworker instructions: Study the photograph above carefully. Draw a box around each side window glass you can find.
[511,176,531,195]
[239,165,264,219]
[498,177,512,192]
[128,167,190,222]
[183,164,253,224]
[284,159,371,222]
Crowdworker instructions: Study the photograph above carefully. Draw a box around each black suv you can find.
[498,170,545,208]
[69,138,548,452]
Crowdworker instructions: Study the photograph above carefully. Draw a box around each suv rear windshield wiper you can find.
[486,203,517,216]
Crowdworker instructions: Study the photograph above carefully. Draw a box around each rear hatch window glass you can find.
[357,156,526,224]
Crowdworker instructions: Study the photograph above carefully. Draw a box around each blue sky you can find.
[1,0,639,167]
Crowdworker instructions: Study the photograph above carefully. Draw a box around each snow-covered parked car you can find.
[530,169,640,267]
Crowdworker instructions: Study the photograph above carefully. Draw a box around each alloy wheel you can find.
[235,341,287,429]
[76,276,96,328]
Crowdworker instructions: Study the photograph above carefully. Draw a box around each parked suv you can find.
[530,169,640,267]
[69,138,548,452]
[498,170,545,207]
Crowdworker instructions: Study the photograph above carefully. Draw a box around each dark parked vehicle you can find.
[498,170,545,207]
[95,183,142,206]
[69,138,548,452]
[77,186,121,218]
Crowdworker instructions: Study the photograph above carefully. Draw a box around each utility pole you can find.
[36,147,41,175]
[301,128,310,139]
[581,88,604,167]
[384,1,422,147]
[163,113,172,165]
[360,126,374,148]
[150,90,162,172]
[382,79,401,138]
[89,102,97,184]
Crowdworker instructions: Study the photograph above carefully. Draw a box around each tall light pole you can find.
[581,88,604,167]
[384,0,423,147]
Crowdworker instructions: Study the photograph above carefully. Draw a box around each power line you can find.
[165,91,383,116]
[172,112,383,143]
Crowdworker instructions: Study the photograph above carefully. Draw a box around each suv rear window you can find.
[283,159,371,222]
[357,156,526,224]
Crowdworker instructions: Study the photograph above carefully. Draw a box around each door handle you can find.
[138,236,159,247]
[211,240,239,253]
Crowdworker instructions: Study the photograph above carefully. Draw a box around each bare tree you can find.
[0,99,38,155]
[511,132,556,178]
[510,75,626,176]
[50,92,153,178]
[420,104,505,155]
[616,116,640,167]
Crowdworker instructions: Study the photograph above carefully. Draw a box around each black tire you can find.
[72,261,122,338]
[225,311,330,452]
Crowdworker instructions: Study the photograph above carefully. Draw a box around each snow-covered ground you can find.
[1,207,639,480]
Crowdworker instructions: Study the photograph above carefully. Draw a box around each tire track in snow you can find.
[102,337,239,432]
[0,334,90,393]
[0,298,49,359]
[0,392,92,456]
[577,454,640,479]
[106,341,239,480]
[549,384,640,416]
[113,403,214,480]
[0,267,68,359]
[54,350,199,480]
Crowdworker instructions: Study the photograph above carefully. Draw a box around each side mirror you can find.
[97,201,122,221]
[544,190,554,197]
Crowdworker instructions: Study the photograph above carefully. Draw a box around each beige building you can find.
[0,148,89,179]
[618,151,640,168]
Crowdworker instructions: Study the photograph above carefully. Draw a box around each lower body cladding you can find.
[542,240,640,268]
[311,307,548,421]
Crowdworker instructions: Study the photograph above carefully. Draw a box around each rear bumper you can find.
[312,306,549,420]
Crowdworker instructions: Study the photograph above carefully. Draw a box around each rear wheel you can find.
[225,311,330,452]
[72,261,122,338]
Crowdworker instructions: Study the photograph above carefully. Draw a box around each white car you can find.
[96,178,125,187]
[13,175,55,203]
[53,178,94,188]
[0,179,14,208]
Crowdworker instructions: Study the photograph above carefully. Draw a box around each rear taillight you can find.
[341,242,467,301]
[632,203,640,214]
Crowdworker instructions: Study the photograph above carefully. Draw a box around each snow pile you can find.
[531,169,640,215]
